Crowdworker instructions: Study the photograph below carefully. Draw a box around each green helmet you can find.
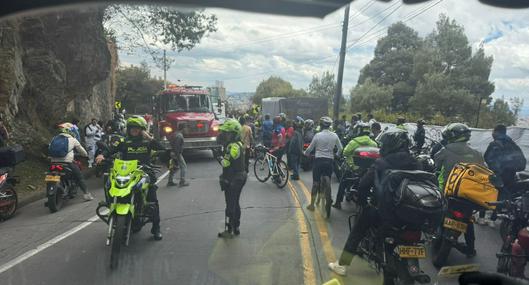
[126,115,147,130]
[58,122,74,136]
[442,123,471,143]
[219,118,241,135]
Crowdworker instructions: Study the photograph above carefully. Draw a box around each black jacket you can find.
[287,130,303,156]
[357,151,421,206]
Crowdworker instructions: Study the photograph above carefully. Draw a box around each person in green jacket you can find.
[333,123,378,209]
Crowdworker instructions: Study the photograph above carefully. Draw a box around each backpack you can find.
[376,170,444,227]
[49,135,70,158]
[498,140,527,172]
[444,163,498,209]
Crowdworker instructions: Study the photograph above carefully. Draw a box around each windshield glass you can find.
[162,94,211,113]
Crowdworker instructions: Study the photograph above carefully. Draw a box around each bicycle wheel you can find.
[274,160,289,189]
[254,157,271,182]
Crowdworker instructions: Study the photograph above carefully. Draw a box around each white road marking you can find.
[0,170,169,275]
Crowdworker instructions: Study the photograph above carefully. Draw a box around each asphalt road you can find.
[0,151,507,285]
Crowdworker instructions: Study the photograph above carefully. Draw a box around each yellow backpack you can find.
[444,163,498,209]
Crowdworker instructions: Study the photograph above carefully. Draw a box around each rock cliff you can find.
[0,8,117,155]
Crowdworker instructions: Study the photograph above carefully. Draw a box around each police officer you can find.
[217,119,248,237]
[96,116,164,240]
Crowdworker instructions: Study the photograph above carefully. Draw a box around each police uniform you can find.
[220,141,247,232]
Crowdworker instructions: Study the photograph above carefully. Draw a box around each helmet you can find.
[319,116,332,129]
[355,122,371,136]
[273,116,282,124]
[442,123,471,143]
[219,118,241,135]
[397,116,406,125]
[295,116,304,128]
[126,115,148,130]
[58,122,74,136]
[417,119,426,125]
[304,119,314,129]
[378,128,411,157]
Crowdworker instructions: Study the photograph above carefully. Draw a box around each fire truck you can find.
[154,85,222,156]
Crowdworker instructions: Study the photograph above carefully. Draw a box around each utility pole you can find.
[163,50,167,89]
[333,5,350,123]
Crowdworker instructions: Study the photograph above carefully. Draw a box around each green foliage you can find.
[350,79,393,113]
[253,76,306,104]
[308,71,337,105]
[116,63,164,113]
[354,14,519,128]
[104,5,217,68]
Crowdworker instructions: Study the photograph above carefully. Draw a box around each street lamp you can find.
[475,97,488,128]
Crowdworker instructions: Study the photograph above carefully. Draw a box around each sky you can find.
[118,0,529,115]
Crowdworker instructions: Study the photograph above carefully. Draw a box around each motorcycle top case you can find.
[377,170,444,227]
[0,144,25,167]
[353,147,380,169]
[444,163,498,210]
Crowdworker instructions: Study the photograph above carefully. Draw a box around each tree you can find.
[357,22,422,111]
[350,79,393,113]
[116,63,164,113]
[479,98,517,127]
[510,97,525,119]
[104,5,217,68]
[308,71,337,105]
[253,76,305,104]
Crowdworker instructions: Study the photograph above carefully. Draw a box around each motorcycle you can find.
[341,146,380,203]
[491,172,529,278]
[0,167,19,220]
[351,209,431,285]
[432,196,479,268]
[44,160,83,213]
[96,159,160,269]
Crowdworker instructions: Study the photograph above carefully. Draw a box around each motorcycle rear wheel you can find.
[47,185,65,213]
[110,214,127,269]
[0,184,17,220]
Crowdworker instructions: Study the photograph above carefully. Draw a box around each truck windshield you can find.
[161,94,211,113]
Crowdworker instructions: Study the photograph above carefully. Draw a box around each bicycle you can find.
[253,145,289,188]
[315,170,332,219]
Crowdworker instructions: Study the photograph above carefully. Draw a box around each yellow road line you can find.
[287,180,317,285]
[296,180,344,284]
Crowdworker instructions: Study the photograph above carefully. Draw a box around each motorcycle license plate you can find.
[44,175,61,182]
[398,246,426,258]
[444,217,467,233]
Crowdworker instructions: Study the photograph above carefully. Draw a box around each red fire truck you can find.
[154,85,222,155]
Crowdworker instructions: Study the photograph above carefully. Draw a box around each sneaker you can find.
[167,181,177,187]
[151,226,163,241]
[466,248,476,258]
[83,193,94,201]
[290,175,299,180]
[477,217,486,225]
[332,203,342,210]
[233,227,240,236]
[179,180,190,187]
[306,204,315,211]
[328,262,346,276]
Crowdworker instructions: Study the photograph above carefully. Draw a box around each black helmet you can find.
[417,119,426,125]
[397,116,406,125]
[355,122,371,136]
[442,123,471,143]
[319,116,332,129]
[378,128,410,157]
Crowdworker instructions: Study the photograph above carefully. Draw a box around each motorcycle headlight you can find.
[115,175,131,188]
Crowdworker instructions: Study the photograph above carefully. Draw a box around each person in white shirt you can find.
[84,118,103,168]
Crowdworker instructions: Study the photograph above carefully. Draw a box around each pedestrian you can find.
[217,119,247,238]
[262,114,273,148]
[414,119,426,154]
[396,116,407,131]
[287,119,303,180]
[485,124,526,199]
[84,118,103,168]
[239,116,253,172]
[271,116,286,162]
[71,118,81,142]
[0,117,9,148]
[167,124,189,187]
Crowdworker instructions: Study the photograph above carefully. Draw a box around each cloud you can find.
[116,0,529,111]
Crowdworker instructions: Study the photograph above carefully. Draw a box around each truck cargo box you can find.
[279,97,328,120]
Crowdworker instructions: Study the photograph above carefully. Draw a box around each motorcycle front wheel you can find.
[110,214,127,269]
[0,184,17,220]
